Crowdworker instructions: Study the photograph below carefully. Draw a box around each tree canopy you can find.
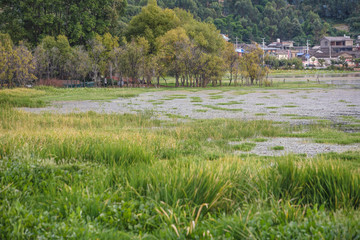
[126,0,181,52]
[1,0,358,46]
[123,0,359,45]
[0,0,127,46]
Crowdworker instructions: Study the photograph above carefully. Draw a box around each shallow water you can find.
[270,73,360,79]
[324,79,360,88]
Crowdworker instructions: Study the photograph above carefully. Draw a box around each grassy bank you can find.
[1,89,360,239]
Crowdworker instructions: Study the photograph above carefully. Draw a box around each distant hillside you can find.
[1,0,359,46]
[123,0,360,45]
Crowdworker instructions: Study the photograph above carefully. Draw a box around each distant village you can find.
[222,34,360,69]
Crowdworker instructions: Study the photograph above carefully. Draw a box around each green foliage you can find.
[346,16,360,34]
[35,35,75,80]
[272,145,285,150]
[1,0,358,48]
[3,1,341,88]
[292,0,360,20]
[0,0,127,45]
[240,46,269,85]
[2,135,153,166]
[213,0,333,44]
[156,27,190,86]
[0,89,47,107]
[1,92,360,238]
[0,34,37,88]
[263,158,360,209]
[126,0,181,52]
[266,55,303,70]
[232,142,256,151]
[319,151,360,164]
[116,37,150,85]
[184,20,225,54]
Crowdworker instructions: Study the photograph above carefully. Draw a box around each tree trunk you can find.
[229,70,233,86]
[234,71,238,86]
[175,74,179,87]
[93,71,98,87]
[109,63,113,87]
[147,75,151,87]
[119,74,123,88]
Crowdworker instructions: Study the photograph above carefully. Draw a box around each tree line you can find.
[0,0,127,46]
[1,1,271,88]
[123,0,359,46]
[215,0,337,45]
[1,0,358,48]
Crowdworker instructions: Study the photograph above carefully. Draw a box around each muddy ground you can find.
[23,88,360,123]
[21,86,360,156]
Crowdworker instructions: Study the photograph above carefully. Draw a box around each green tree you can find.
[0,34,36,88]
[126,0,181,52]
[240,46,267,85]
[88,35,106,86]
[156,27,190,87]
[0,0,126,45]
[303,11,329,43]
[13,42,37,86]
[200,53,226,87]
[56,35,72,79]
[116,37,150,86]
[34,35,72,80]
[0,34,15,88]
[223,42,239,86]
[101,33,120,85]
[65,46,91,86]
[184,20,225,54]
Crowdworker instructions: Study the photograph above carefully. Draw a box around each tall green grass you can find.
[261,157,360,209]
[1,89,360,239]
[0,88,47,107]
[2,155,360,239]
[120,159,252,211]
[1,134,153,166]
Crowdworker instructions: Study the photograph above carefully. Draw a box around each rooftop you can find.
[322,36,352,41]
[221,34,230,42]
[306,49,360,59]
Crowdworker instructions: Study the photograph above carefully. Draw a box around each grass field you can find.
[1,88,360,239]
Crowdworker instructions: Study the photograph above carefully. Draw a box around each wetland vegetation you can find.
[1,88,360,239]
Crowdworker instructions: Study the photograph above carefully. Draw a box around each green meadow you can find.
[1,88,360,239]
